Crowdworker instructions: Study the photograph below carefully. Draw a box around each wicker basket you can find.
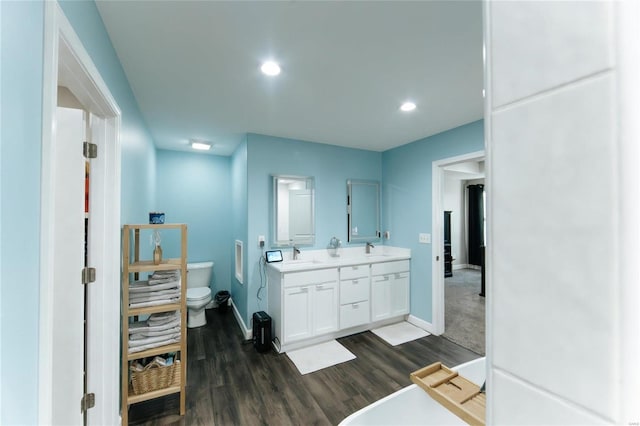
[130,360,180,395]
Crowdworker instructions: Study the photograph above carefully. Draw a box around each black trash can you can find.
[215,290,230,313]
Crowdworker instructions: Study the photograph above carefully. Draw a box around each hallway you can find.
[442,268,485,355]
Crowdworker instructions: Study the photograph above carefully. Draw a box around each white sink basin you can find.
[365,254,393,260]
[284,259,324,265]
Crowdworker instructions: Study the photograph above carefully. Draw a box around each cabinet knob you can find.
[352,279,358,284]
[352,303,359,309]
[316,284,323,290]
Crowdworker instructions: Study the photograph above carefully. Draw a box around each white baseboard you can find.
[230,298,252,340]
[407,315,437,335]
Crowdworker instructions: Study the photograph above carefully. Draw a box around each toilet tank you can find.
[187,261,214,288]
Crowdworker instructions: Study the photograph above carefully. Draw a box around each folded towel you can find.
[129,298,179,309]
[148,277,179,285]
[129,318,180,334]
[128,337,180,354]
[152,270,179,277]
[148,311,179,324]
[130,280,179,293]
[129,290,180,304]
[128,332,181,348]
[129,325,180,339]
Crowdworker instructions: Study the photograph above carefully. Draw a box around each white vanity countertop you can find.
[266,246,411,272]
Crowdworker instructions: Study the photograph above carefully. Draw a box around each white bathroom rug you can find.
[371,321,430,346]
[286,340,356,375]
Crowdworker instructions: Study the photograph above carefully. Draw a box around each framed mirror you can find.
[272,175,315,247]
[347,179,381,242]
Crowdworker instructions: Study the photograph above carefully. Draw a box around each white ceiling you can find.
[96,1,483,156]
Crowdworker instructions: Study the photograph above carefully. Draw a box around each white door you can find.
[312,282,338,335]
[283,286,313,342]
[51,106,85,425]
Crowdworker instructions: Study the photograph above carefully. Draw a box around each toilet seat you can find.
[187,287,211,303]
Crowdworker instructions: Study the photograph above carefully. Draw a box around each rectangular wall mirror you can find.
[272,175,315,247]
[347,179,381,242]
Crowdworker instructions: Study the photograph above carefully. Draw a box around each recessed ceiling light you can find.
[191,141,211,151]
[261,61,281,76]
[400,102,416,112]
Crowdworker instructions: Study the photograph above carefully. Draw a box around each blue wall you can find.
[243,134,382,326]
[0,1,157,423]
[231,139,249,325]
[59,0,157,225]
[156,150,232,294]
[0,2,44,422]
[382,120,484,323]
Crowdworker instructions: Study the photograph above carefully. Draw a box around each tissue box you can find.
[149,212,165,224]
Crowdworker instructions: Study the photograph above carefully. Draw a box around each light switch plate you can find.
[419,233,431,244]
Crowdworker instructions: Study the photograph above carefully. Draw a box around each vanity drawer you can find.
[283,268,337,288]
[340,264,370,280]
[340,277,369,304]
[371,260,410,276]
[340,301,370,329]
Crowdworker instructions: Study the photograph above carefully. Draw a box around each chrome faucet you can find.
[293,245,301,260]
[366,242,375,254]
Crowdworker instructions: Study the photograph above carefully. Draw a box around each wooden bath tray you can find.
[410,362,485,426]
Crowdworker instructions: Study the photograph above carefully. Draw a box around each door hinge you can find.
[83,141,97,159]
[82,267,96,284]
[81,393,95,413]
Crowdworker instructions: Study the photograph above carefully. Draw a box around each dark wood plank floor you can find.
[129,308,480,425]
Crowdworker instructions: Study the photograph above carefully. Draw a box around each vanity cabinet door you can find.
[312,282,338,335]
[283,286,313,343]
[371,275,392,321]
[372,271,410,321]
[390,272,410,316]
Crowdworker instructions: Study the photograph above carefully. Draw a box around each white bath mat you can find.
[286,340,356,375]
[371,321,430,346]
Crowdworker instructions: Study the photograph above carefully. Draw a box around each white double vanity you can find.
[267,247,411,353]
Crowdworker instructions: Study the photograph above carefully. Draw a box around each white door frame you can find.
[40,2,121,424]
[431,150,485,335]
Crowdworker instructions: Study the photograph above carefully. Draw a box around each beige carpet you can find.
[442,268,485,355]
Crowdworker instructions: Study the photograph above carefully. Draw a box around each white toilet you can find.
[186,261,214,328]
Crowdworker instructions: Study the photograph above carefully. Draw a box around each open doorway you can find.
[40,3,121,424]
[442,165,485,355]
[431,151,485,354]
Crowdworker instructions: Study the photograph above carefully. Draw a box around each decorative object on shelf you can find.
[151,230,163,264]
[149,212,165,224]
[327,236,342,257]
